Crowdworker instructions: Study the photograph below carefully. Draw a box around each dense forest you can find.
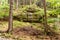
[0,0,60,40]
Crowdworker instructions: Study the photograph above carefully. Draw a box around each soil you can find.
[13,26,44,36]
[12,27,60,40]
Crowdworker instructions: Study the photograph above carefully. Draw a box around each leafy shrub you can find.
[0,3,9,19]
[13,5,45,22]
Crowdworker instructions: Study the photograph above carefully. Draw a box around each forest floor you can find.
[0,20,60,40]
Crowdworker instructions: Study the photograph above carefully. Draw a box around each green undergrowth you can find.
[0,20,60,40]
[0,20,60,33]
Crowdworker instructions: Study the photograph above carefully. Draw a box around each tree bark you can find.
[7,0,13,32]
[30,0,32,5]
[16,0,19,9]
[43,0,48,33]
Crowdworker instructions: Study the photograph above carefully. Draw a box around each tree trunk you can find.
[43,0,58,35]
[42,0,48,33]
[7,0,13,32]
[30,0,32,5]
[16,0,19,9]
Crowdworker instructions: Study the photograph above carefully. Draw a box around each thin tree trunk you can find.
[43,0,58,35]
[30,0,31,5]
[43,0,48,34]
[16,0,19,9]
[22,0,24,7]
[7,0,13,32]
